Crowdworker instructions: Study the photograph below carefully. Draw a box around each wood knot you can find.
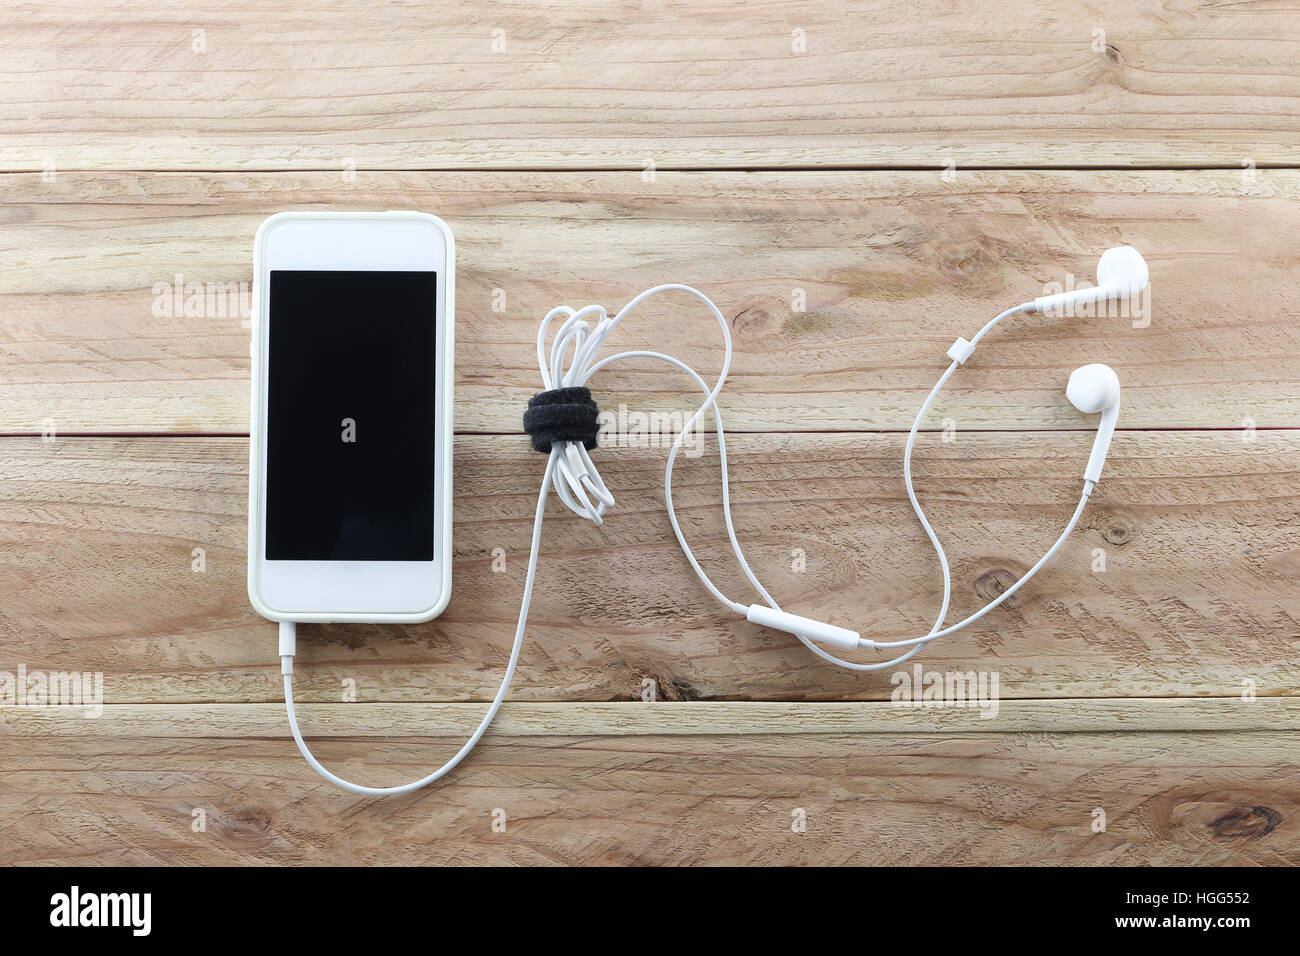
[731,300,786,340]
[1210,805,1280,839]
[1089,506,1139,547]
[900,233,1019,295]
[1102,522,1133,546]
[634,672,697,702]
[219,807,273,843]
[973,567,1021,606]
[1104,515,1139,545]
[1105,43,1124,66]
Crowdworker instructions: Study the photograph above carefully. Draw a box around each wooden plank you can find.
[6,699,1300,737]
[1,726,1295,865]
[2,170,1297,432]
[1,433,1294,704]
[3,1,1299,171]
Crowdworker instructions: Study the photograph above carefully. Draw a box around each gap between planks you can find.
[3,697,1297,738]
[8,165,1300,176]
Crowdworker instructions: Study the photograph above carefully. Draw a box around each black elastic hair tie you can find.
[523,386,600,453]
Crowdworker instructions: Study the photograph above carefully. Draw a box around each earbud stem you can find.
[1084,399,1119,484]
[1033,285,1116,314]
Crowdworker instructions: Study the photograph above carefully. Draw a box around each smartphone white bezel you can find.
[247,211,454,623]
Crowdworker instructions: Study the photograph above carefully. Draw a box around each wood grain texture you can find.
[1,725,1295,865]
[2,169,1298,432]
[1,432,1295,704]
[3,0,1299,171]
[6,699,1300,738]
[5,3,1299,867]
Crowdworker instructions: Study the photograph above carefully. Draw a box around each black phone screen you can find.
[265,270,438,561]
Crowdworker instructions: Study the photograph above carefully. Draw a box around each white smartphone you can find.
[247,211,454,623]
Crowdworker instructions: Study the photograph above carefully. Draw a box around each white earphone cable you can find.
[279,287,1097,794]
[279,451,557,797]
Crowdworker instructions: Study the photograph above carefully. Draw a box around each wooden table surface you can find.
[1,1,1297,866]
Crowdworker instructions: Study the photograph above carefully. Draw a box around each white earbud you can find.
[1067,363,1121,484]
[1032,245,1149,314]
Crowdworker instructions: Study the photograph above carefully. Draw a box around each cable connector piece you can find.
[946,336,975,365]
[278,620,296,676]
[746,604,862,651]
